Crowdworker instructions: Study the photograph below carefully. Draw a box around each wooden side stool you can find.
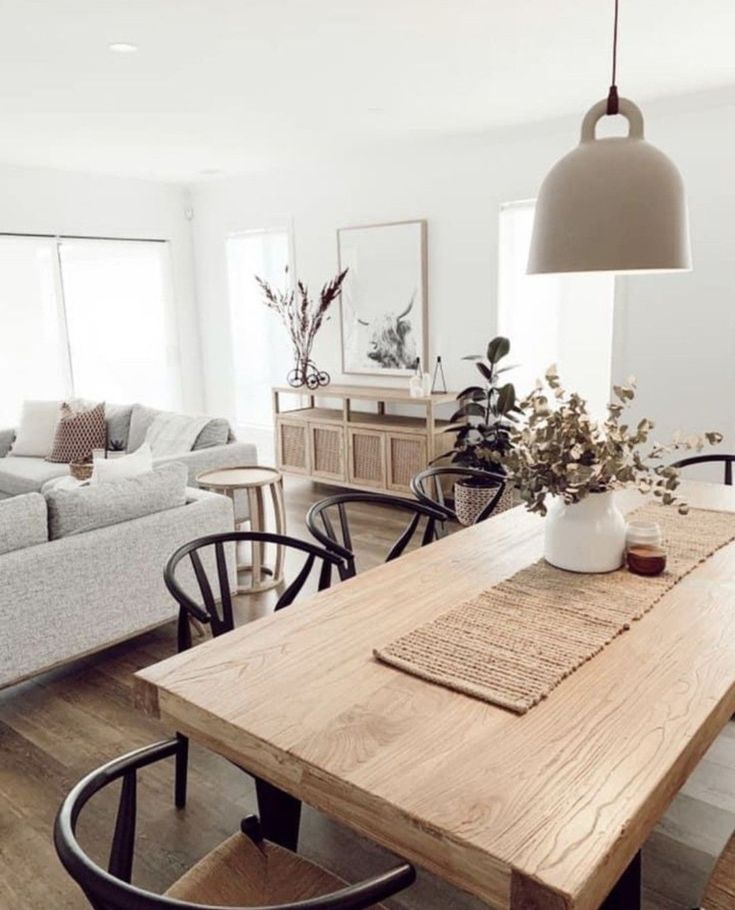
[196,466,286,593]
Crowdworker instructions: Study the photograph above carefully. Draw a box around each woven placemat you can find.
[374,505,735,714]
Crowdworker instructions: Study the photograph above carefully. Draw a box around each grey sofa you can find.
[0,484,234,689]
[0,403,257,518]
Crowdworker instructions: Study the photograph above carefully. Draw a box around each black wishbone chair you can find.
[54,738,416,910]
[671,453,735,486]
[410,465,509,526]
[305,492,445,578]
[164,531,346,810]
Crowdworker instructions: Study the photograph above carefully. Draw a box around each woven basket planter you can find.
[454,479,514,526]
[70,461,94,481]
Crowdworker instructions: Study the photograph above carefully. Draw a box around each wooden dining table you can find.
[134,481,735,910]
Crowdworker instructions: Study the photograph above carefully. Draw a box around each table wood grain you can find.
[134,482,735,910]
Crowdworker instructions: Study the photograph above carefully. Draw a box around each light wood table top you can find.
[135,481,735,910]
[196,466,282,490]
[273,383,456,404]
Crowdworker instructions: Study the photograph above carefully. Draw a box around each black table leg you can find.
[255,777,302,851]
[601,851,641,910]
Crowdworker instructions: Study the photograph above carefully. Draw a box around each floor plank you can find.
[0,476,732,910]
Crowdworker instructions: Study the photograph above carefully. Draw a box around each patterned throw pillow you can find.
[46,401,107,464]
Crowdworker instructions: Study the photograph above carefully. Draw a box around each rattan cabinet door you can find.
[309,423,345,481]
[386,432,428,493]
[347,428,386,489]
[276,419,310,475]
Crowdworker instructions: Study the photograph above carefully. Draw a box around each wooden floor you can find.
[1,476,733,910]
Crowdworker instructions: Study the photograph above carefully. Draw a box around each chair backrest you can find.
[54,738,416,910]
[305,492,445,577]
[411,466,508,523]
[164,531,345,650]
[671,454,735,486]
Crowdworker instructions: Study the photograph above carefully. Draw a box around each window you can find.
[498,201,615,417]
[0,237,69,426]
[0,236,179,426]
[226,229,292,429]
[59,239,178,408]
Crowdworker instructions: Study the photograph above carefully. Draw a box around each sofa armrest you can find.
[0,428,16,458]
[0,491,235,688]
[184,485,230,508]
[154,441,258,486]
[154,442,258,524]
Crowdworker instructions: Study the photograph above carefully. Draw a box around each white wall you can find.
[191,91,735,451]
[0,163,204,411]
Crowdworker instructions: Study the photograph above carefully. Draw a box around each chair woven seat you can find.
[167,832,386,908]
[702,831,735,910]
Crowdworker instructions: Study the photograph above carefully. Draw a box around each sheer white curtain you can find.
[0,237,70,426]
[59,239,180,409]
[0,236,180,427]
[498,201,615,417]
[226,230,292,429]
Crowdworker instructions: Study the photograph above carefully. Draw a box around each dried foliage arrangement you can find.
[504,366,723,516]
[256,267,348,387]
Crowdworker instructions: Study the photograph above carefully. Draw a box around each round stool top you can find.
[196,465,282,490]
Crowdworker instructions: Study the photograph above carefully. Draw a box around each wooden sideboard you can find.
[272,384,457,496]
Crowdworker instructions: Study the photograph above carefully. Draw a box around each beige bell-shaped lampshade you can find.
[527,98,691,274]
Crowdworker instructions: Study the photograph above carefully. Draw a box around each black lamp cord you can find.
[606,0,620,115]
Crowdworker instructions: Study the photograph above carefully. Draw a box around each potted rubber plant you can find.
[447,336,519,524]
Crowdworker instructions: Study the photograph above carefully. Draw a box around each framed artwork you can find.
[337,220,428,377]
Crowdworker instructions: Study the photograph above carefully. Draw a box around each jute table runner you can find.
[374,505,735,714]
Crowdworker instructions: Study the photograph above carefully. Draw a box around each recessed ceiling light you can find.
[367,107,385,113]
[199,168,223,176]
[108,42,138,54]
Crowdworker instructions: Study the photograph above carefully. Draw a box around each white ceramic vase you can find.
[544,490,626,573]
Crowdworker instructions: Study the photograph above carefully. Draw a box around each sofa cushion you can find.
[0,456,70,496]
[91,442,153,483]
[11,400,62,457]
[105,403,134,451]
[44,461,187,539]
[128,403,233,454]
[69,399,134,452]
[127,404,161,453]
[0,428,15,459]
[0,492,48,554]
[47,401,107,464]
[193,418,231,450]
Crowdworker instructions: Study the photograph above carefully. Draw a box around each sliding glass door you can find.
[59,239,178,408]
[226,229,292,429]
[0,237,69,426]
[0,236,179,427]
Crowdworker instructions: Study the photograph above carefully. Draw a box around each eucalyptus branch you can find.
[503,366,723,516]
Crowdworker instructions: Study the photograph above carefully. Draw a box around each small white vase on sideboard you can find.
[544,490,626,573]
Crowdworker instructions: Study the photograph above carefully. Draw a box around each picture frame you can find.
[337,219,428,378]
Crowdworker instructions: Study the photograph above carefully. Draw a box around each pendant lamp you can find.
[527,0,691,275]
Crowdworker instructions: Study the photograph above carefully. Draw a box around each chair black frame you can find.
[410,465,509,524]
[305,492,445,578]
[671,454,735,486]
[164,531,346,811]
[164,531,347,650]
[54,737,416,910]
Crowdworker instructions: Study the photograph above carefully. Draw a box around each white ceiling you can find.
[2,0,735,182]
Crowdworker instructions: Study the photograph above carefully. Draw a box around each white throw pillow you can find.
[11,400,63,457]
[91,442,154,484]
